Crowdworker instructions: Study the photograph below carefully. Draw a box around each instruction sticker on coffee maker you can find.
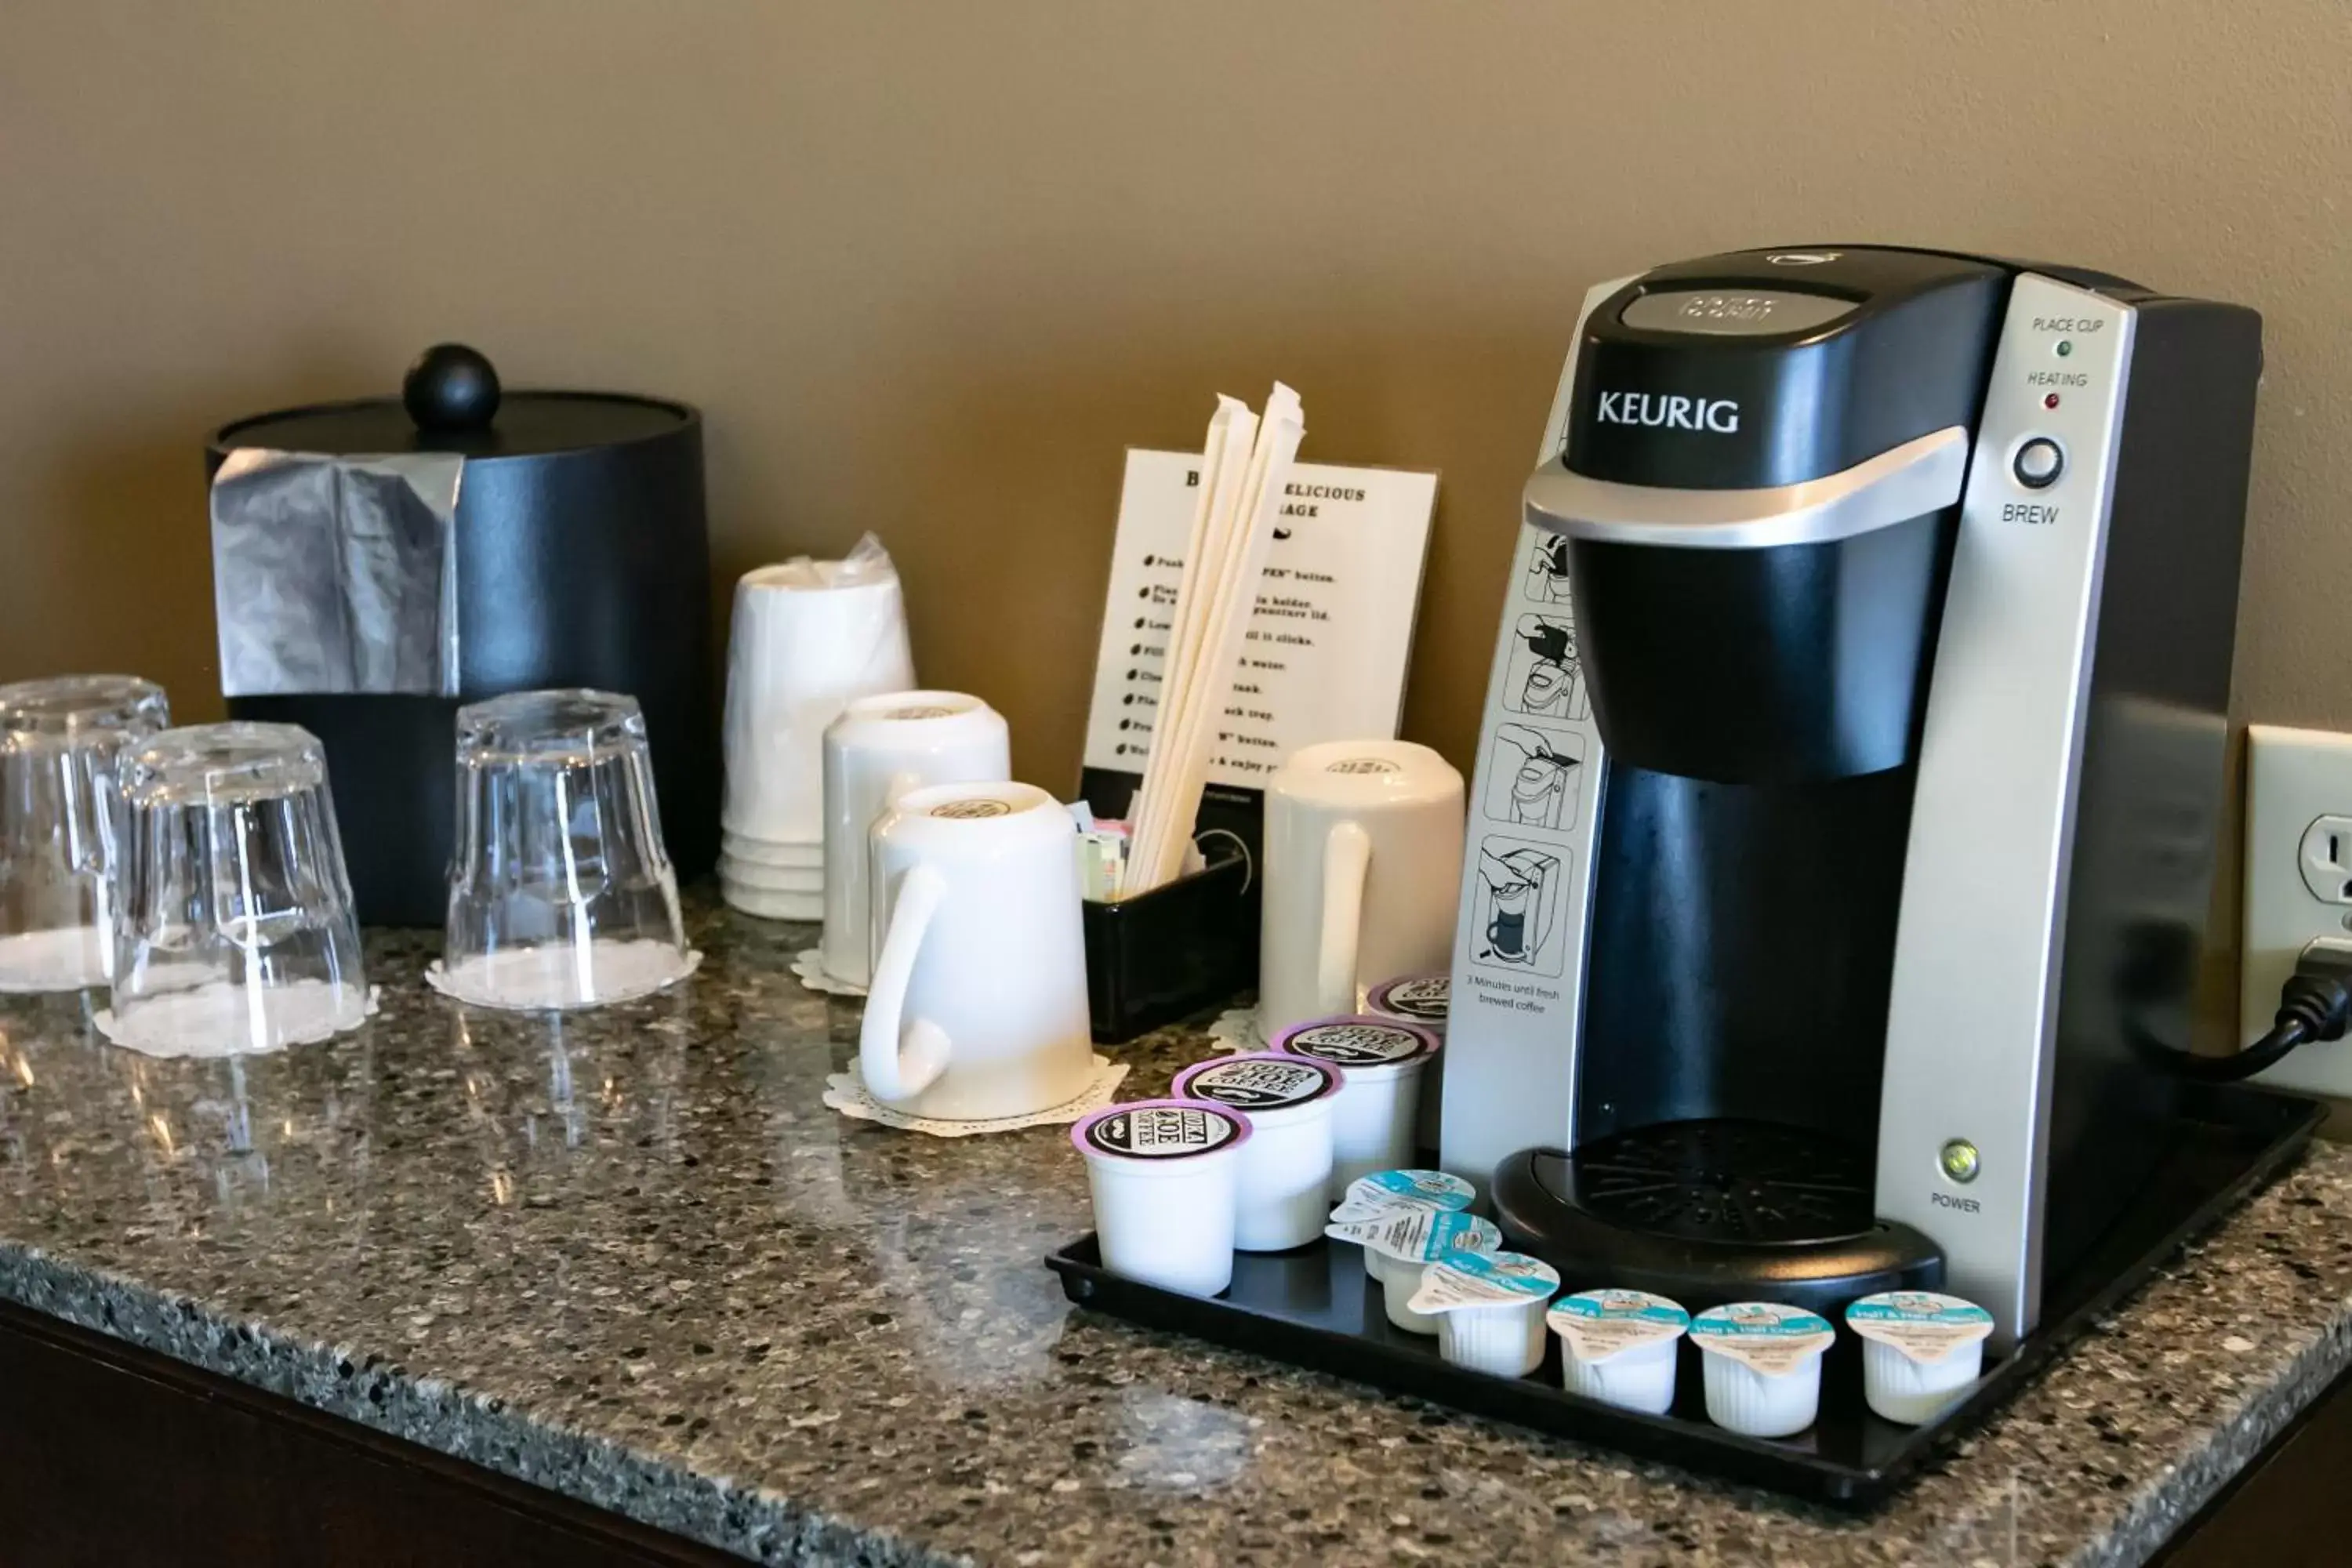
[1437,275,1632,1189]
[1080,450,1439,793]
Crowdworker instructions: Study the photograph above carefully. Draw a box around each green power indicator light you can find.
[1940,1138,1981,1184]
[2056,340,2074,357]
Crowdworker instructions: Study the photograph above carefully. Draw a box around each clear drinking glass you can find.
[109,722,370,1054]
[437,689,691,1011]
[0,674,170,993]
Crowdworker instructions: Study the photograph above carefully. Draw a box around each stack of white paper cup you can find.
[720,539,916,920]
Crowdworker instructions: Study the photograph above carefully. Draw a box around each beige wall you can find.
[4,1,2349,1018]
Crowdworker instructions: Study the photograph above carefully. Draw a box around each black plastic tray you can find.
[1047,1084,2320,1504]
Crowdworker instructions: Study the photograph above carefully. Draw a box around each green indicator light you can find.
[1940,1138,1981,1184]
[2056,339,2073,358]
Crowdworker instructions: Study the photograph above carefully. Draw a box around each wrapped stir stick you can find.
[1124,386,1306,895]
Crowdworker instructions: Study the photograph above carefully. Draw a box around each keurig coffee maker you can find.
[1441,246,2267,1347]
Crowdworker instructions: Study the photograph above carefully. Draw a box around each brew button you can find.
[2014,437,2064,489]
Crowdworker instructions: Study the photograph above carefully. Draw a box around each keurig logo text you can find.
[1595,390,1741,434]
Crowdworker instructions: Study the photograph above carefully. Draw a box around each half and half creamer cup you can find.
[1323,1208,1501,1334]
[1845,1291,1994,1425]
[1072,1098,1251,1298]
[1548,1289,1690,1414]
[1327,1168,1476,1281]
[1172,1052,1343,1252]
[1406,1250,1561,1377]
[1690,1302,1836,1438]
[1274,1015,1441,1196]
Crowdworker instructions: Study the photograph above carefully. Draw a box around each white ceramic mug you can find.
[860,781,1094,1121]
[1259,740,1465,1036]
[820,691,1011,987]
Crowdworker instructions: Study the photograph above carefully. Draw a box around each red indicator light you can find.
[2043,393,2062,409]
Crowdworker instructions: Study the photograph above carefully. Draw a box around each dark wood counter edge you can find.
[0,1244,969,1566]
[2155,1359,2352,1567]
[13,1281,2352,1568]
[0,1294,750,1566]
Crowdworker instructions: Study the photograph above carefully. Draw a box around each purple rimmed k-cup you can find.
[1273,1015,1441,1198]
[1174,1053,1343,1252]
[1366,972,1451,1149]
[1366,973,1450,1033]
[1072,1098,1253,1296]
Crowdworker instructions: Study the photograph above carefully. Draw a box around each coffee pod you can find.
[1548,1289,1690,1414]
[1845,1291,1994,1425]
[1324,1208,1501,1333]
[1406,1250,1562,1377]
[1272,1015,1441,1196]
[1365,973,1450,1033]
[1366,972,1451,1152]
[1071,1099,1251,1297]
[1329,1168,1478,1282]
[1172,1053,1343,1252]
[1690,1303,1836,1438]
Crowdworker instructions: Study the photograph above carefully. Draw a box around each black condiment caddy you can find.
[1076,772,1261,1044]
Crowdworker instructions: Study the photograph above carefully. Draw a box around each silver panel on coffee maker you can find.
[1874,274,2139,1347]
[1438,274,1631,1186]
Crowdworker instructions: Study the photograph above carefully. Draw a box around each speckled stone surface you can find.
[2,898,2350,1566]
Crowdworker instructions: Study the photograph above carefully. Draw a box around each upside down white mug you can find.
[1259,740,1465,1036]
[819,691,1011,987]
[859,781,1095,1120]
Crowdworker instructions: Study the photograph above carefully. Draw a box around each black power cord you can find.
[2166,941,2352,1082]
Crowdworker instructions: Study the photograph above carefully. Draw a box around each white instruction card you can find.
[1081,449,1439,791]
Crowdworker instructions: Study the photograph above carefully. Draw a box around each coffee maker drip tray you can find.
[1492,1119,1944,1317]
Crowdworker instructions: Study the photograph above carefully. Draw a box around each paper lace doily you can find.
[792,947,868,997]
[95,982,383,1059]
[425,940,702,1011]
[0,927,111,993]
[822,1054,1129,1137]
[1207,1005,1267,1053]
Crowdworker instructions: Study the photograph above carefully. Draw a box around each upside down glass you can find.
[437,689,691,1011]
[0,674,171,993]
[109,722,371,1054]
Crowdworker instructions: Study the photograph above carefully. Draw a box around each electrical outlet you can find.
[2243,724,2352,1094]
[2301,815,2352,903]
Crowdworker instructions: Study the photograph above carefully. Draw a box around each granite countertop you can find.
[3,900,2350,1566]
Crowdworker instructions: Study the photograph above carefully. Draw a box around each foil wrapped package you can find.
[209,449,464,696]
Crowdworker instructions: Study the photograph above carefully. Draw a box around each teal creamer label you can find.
[1408,1250,1561,1314]
[1325,1208,1500,1264]
[1328,1168,1474,1224]
[1845,1291,1994,1365]
[1690,1302,1835,1376]
[1546,1289,1690,1363]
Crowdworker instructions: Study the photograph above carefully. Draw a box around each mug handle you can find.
[860,862,953,1102]
[1316,821,1371,1016]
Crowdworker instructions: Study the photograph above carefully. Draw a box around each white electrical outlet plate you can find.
[2243,723,2352,1094]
